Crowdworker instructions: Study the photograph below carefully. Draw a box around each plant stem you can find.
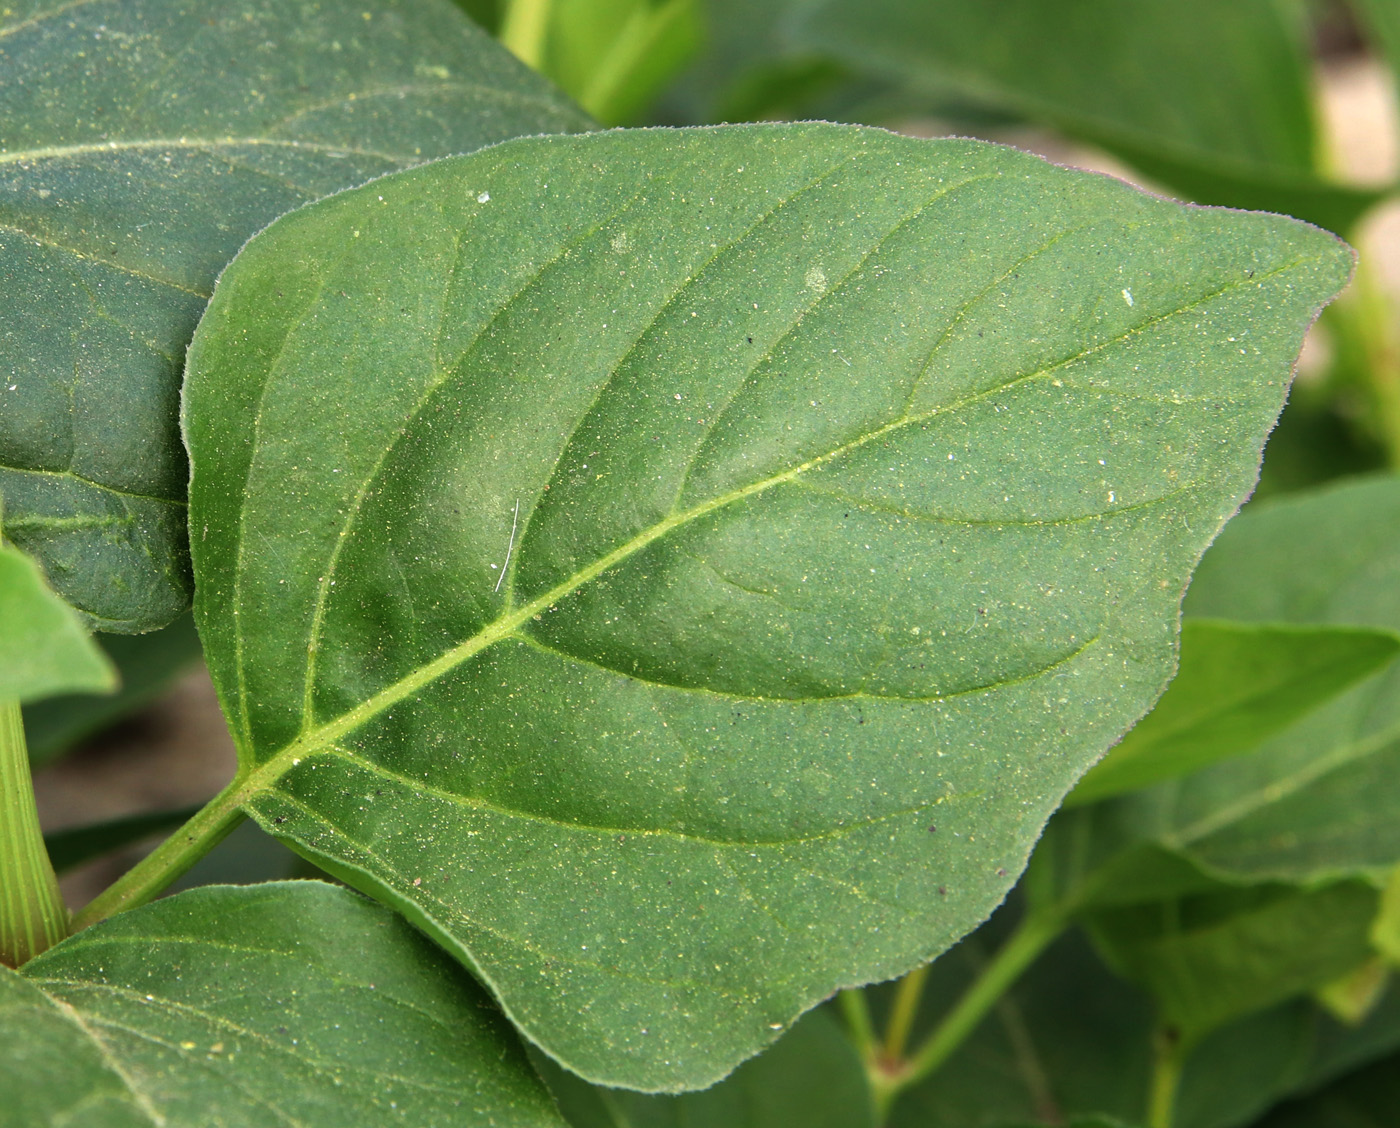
[838,987,878,1063]
[1146,1025,1187,1128]
[873,907,1068,1117]
[0,701,68,966]
[881,962,930,1064]
[71,772,250,931]
[499,0,553,70]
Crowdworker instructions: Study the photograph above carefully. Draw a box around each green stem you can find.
[874,907,1068,1117]
[838,987,878,1064]
[0,701,68,966]
[1146,1025,1188,1128]
[881,962,930,1064]
[499,0,553,70]
[71,772,249,931]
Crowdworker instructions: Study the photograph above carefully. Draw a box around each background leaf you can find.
[22,612,202,766]
[0,537,114,703]
[1253,1047,1400,1128]
[0,0,589,632]
[536,1009,875,1127]
[2,881,565,1127]
[791,0,1384,234]
[184,122,1348,1090]
[1066,621,1400,806]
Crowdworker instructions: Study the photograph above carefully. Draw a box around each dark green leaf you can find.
[1253,1049,1400,1128]
[0,537,114,703]
[792,0,1385,233]
[885,912,1400,1128]
[184,122,1348,1090]
[1086,882,1380,1044]
[1066,621,1400,806]
[43,803,201,874]
[536,1009,875,1127]
[23,613,203,767]
[0,0,589,633]
[2,882,564,1126]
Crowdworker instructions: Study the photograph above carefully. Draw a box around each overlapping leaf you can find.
[0,0,588,631]
[792,0,1384,233]
[0,536,114,703]
[0,882,564,1126]
[184,123,1349,1089]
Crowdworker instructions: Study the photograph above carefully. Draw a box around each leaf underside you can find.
[184,123,1350,1090]
[0,0,588,631]
[1,882,564,1127]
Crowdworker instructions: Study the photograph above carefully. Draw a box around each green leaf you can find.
[22,612,203,767]
[536,1009,875,1127]
[1086,882,1380,1044]
[0,537,114,703]
[1066,621,1400,807]
[1149,475,1400,882]
[885,911,1400,1128]
[183,122,1349,1090]
[43,803,202,874]
[2,881,565,1127]
[1374,866,1400,966]
[791,0,1385,233]
[0,0,589,634]
[1253,1049,1400,1128]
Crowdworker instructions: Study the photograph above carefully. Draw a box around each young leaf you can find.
[791,0,1385,234]
[535,1009,875,1127]
[183,123,1349,1090]
[0,0,589,633]
[0,538,115,704]
[22,613,203,767]
[1066,621,1400,807]
[2,882,565,1127]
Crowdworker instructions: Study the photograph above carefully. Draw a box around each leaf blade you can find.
[185,123,1351,1089]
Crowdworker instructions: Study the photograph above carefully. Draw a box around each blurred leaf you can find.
[0,537,114,703]
[1374,865,1400,964]
[1067,621,1400,806]
[536,1009,875,1128]
[2,882,564,1126]
[548,0,704,123]
[1086,882,1380,1044]
[1155,475,1400,883]
[885,910,1400,1128]
[793,0,1385,232]
[42,803,201,874]
[185,121,1346,1090]
[1252,1049,1400,1127]
[1315,957,1391,1026]
[0,0,589,633]
[22,612,203,767]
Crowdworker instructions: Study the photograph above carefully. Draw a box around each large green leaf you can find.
[1065,621,1400,807]
[535,1008,875,1127]
[791,0,1385,234]
[0,0,589,633]
[0,881,564,1127]
[23,613,202,767]
[0,536,114,703]
[183,122,1348,1090]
